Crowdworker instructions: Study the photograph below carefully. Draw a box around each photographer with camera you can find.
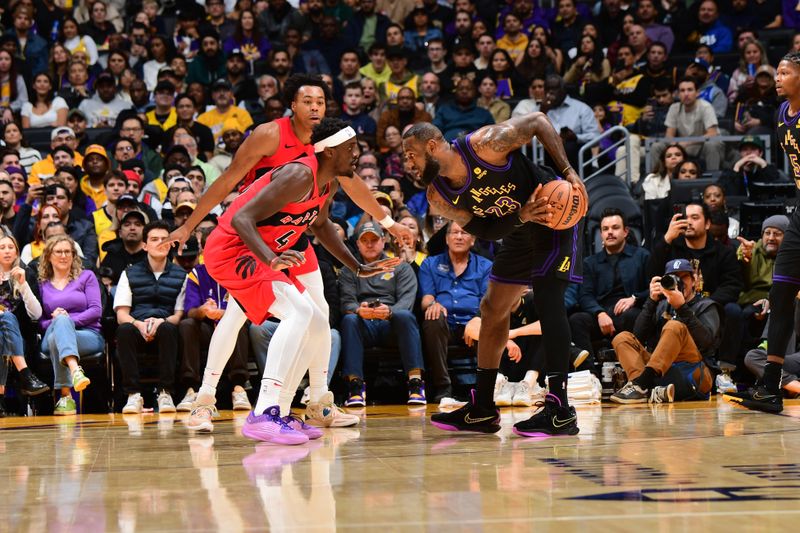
[648,201,742,371]
[610,259,721,403]
[339,222,424,407]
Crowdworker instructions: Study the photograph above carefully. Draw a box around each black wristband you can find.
[463,213,522,240]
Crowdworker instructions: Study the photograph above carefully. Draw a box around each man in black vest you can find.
[99,209,148,287]
[113,220,188,414]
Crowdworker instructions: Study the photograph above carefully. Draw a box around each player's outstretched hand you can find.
[168,225,192,250]
[357,257,402,277]
[519,184,555,224]
[270,250,306,271]
[387,222,414,244]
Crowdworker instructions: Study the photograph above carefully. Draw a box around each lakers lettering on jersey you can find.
[778,101,800,187]
[432,134,538,219]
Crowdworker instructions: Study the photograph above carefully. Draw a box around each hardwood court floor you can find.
[1,398,800,532]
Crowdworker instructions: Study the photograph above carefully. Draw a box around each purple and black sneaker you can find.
[242,406,309,445]
[282,413,324,440]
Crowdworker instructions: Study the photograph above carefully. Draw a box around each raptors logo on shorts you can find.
[235,255,258,279]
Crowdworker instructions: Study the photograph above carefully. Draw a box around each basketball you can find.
[537,180,587,230]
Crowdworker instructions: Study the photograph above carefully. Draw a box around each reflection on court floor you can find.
[1,399,799,531]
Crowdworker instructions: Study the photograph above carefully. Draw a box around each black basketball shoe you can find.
[513,394,579,437]
[430,390,501,434]
[724,383,783,414]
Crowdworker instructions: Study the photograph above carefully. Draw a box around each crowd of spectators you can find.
[0,0,797,415]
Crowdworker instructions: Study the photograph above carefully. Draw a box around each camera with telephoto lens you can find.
[660,274,683,292]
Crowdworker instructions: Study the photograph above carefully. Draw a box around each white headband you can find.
[314,126,357,153]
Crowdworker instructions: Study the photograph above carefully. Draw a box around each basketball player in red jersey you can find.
[171,75,409,430]
[170,74,411,246]
[193,119,399,442]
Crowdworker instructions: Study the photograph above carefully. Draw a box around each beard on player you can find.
[419,152,441,186]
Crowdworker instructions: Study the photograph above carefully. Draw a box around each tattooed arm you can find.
[469,112,588,202]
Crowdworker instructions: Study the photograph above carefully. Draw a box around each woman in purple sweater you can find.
[38,235,103,416]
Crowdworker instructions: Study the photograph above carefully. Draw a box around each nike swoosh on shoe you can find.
[552,416,576,428]
[464,414,497,424]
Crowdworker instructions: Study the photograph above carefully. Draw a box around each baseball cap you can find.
[84,144,110,162]
[121,159,145,172]
[221,118,243,134]
[119,209,148,225]
[158,65,177,76]
[739,135,765,152]
[5,165,25,179]
[167,176,191,190]
[229,48,245,59]
[755,64,776,78]
[688,58,711,72]
[386,46,408,60]
[122,170,142,186]
[51,126,76,141]
[165,144,191,159]
[452,42,476,55]
[762,214,789,234]
[94,72,116,87]
[664,259,694,275]
[67,109,86,121]
[372,190,393,210]
[211,79,233,91]
[155,80,176,94]
[174,200,197,214]
[357,221,384,239]
[178,236,200,257]
[116,193,138,206]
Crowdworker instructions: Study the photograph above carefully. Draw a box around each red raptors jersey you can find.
[218,154,330,252]
[239,116,312,192]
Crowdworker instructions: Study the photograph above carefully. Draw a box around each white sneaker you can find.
[649,383,675,404]
[512,381,533,406]
[176,388,197,412]
[186,403,217,432]
[157,390,176,413]
[232,389,252,411]
[122,393,143,414]
[494,373,506,395]
[531,383,547,404]
[305,391,360,427]
[300,386,311,406]
[495,376,515,407]
[438,397,467,409]
[715,373,737,394]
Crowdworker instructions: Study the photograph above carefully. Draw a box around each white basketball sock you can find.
[254,282,315,416]
[197,298,248,403]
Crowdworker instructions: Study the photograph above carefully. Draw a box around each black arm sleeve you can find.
[633,298,659,344]
[675,303,720,353]
[463,214,523,241]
